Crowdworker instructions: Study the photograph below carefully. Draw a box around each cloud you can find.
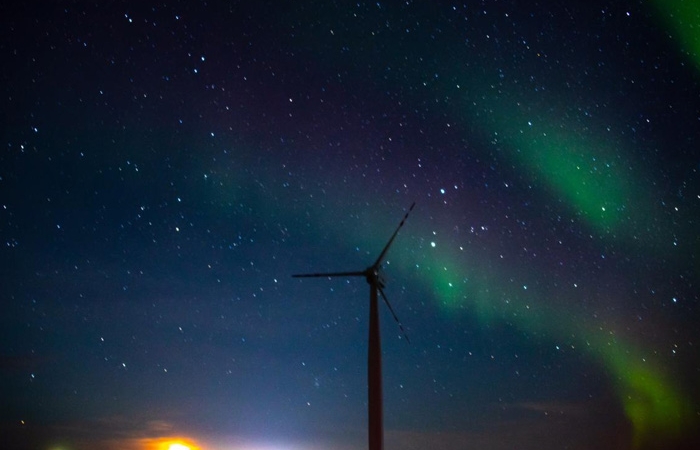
[385,399,630,450]
[0,415,185,450]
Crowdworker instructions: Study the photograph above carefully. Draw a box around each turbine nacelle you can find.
[365,266,385,289]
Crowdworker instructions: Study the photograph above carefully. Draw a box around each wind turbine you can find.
[292,202,415,450]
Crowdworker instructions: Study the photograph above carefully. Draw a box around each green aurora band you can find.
[464,87,657,241]
[650,0,700,74]
[406,243,694,448]
[448,78,695,445]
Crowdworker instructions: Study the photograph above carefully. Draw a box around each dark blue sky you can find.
[2,1,699,449]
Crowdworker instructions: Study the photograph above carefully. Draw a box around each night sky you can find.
[2,1,699,449]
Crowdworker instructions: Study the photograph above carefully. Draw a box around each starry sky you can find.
[2,1,699,449]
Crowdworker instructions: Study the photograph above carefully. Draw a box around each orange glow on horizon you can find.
[168,444,191,450]
[141,437,201,450]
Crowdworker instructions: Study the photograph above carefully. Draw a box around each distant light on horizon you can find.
[142,437,201,450]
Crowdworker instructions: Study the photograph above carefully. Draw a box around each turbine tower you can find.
[292,202,415,450]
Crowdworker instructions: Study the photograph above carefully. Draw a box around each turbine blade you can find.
[292,270,366,278]
[378,287,411,344]
[372,202,415,269]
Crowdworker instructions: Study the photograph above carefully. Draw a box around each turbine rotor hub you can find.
[365,267,385,288]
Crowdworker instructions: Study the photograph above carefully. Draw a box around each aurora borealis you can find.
[2,1,699,449]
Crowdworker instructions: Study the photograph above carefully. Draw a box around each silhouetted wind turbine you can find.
[292,202,415,450]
